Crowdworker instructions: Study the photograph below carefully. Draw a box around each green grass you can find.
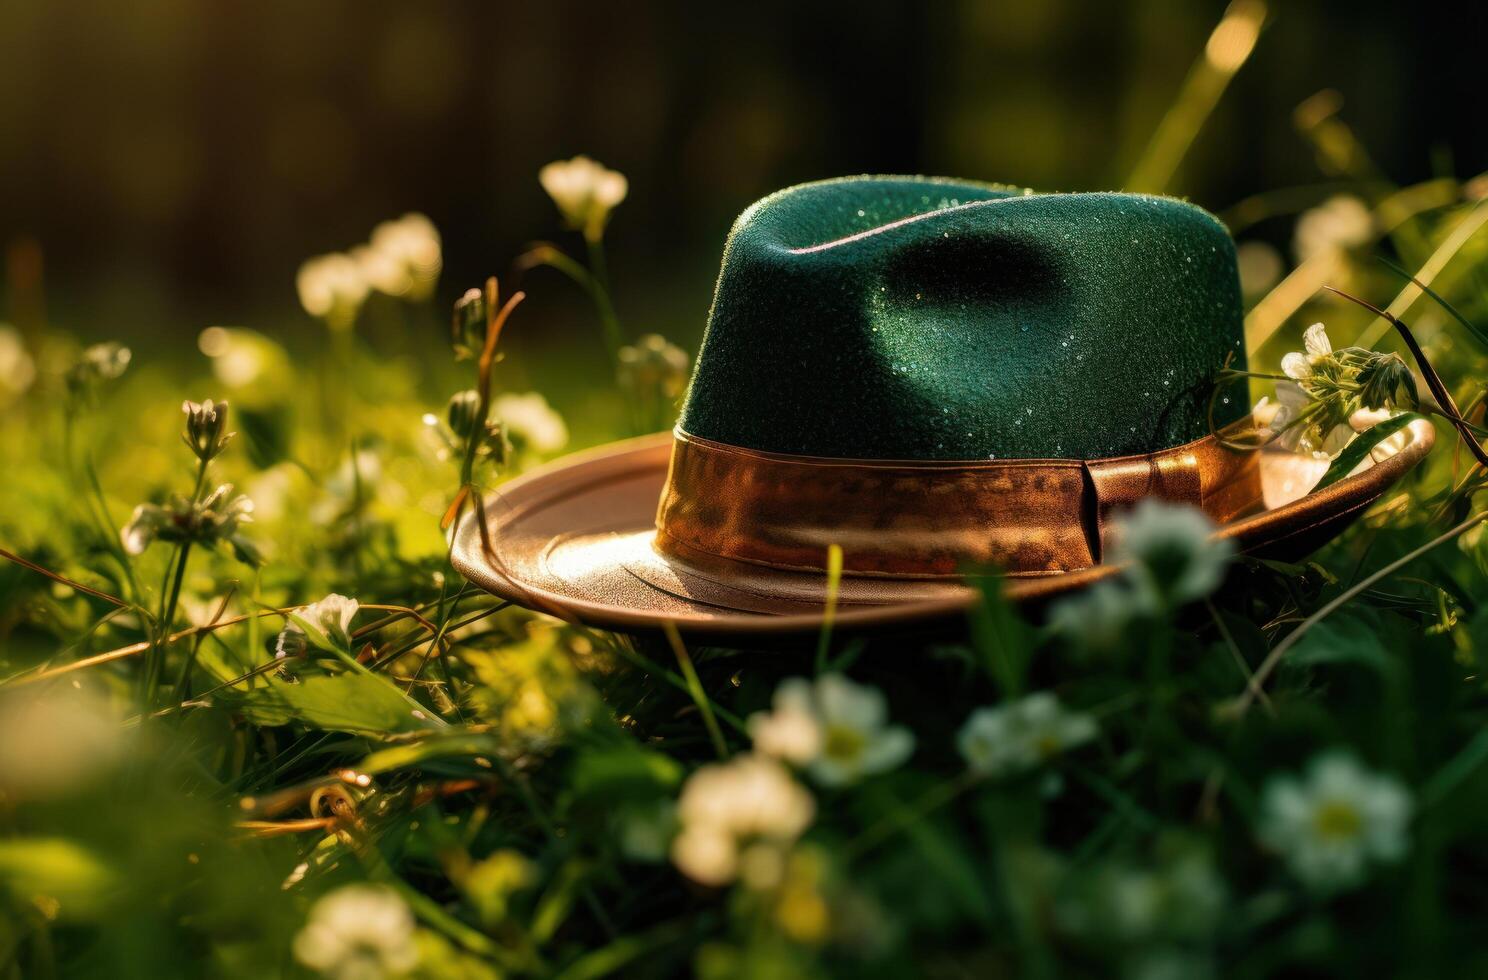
[6,65,1488,980]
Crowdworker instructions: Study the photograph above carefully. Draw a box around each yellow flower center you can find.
[1312,800,1363,841]
[1034,734,1062,759]
[822,724,866,762]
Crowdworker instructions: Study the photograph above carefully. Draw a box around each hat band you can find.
[654,428,1263,577]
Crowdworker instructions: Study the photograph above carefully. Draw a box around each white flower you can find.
[1235,241,1282,299]
[1268,380,1308,441]
[1047,580,1133,651]
[0,325,36,403]
[121,503,169,555]
[1280,351,1312,380]
[1251,395,1281,429]
[1107,500,1235,607]
[355,213,442,301]
[1303,322,1333,361]
[494,392,568,455]
[749,675,914,786]
[748,679,823,765]
[957,692,1097,778]
[292,884,419,980]
[198,326,291,390]
[297,253,369,329]
[671,754,814,886]
[1293,195,1373,263]
[182,397,233,461]
[539,155,628,242]
[291,594,360,654]
[1259,753,1411,891]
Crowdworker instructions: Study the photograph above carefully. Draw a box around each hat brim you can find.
[451,421,1435,643]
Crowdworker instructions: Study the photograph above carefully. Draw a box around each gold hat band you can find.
[655,428,1263,577]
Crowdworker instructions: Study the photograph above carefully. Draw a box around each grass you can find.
[5,25,1488,980]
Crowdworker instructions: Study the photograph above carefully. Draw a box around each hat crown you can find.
[679,176,1246,461]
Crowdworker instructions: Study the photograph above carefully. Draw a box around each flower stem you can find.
[843,770,983,861]
[586,237,626,363]
[145,541,192,705]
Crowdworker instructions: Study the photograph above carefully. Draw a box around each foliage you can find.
[5,26,1488,979]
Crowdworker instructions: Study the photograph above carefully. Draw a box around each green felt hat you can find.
[680,175,1248,460]
[453,175,1435,641]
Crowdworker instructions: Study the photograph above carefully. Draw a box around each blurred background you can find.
[1,0,1485,376]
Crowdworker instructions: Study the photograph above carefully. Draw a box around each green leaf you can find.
[1284,613,1393,674]
[0,838,116,919]
[568,746,684,802]
[215,669,446,735]
[236,404,293,469]
[359,732,506,775]
[1310,413,1426,494]
[966,572,1034,696]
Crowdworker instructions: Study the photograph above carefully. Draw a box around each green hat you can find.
[453,175,1434,641]
[681,175,1247,460]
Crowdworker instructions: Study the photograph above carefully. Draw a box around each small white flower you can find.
[292,883,419,980]
[1252,395,1281,429]
[748,679,822,765]
[297,253,369,329]
[1293,195,1373,263]
[198,327,290,390]
[957,692,1097,778]
[1107,500,1235,607]
[1280,351,1312,380]
[121,503,169,555]
[539,155,628,242]
[291,594,360,654]
[182,398,234,461]
[493,392,568,455]
[671,823,740,887]
[749,674,914,786]
[1047,580,1132,651]
[1303,322,1333,361]
[356,213,442,301]
[671,754,814,886]
[0,325,36,403]
[1259,753,1411,891]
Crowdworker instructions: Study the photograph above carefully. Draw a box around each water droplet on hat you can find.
[856,209,866,217]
